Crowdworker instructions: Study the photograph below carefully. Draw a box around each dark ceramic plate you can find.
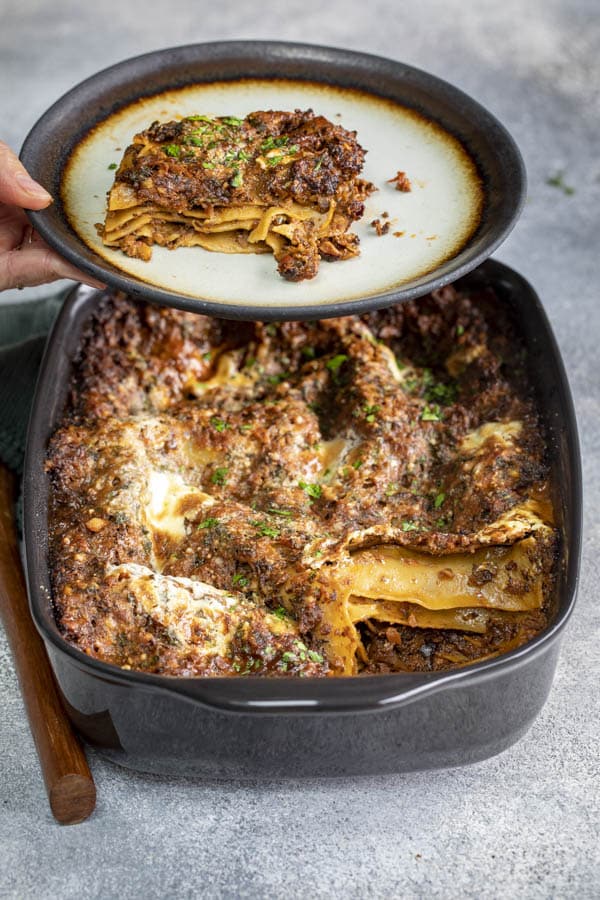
[23,260,581,777]
[20,41,525,321]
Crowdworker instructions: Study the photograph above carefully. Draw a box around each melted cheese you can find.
[145,470,214,540]
[445,342,486,377]
[319,437,350,477]
[189,350,257,394]
[461,420,523,454]
[378,343,405,382]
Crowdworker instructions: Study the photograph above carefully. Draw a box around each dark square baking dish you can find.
[22,259,582,777]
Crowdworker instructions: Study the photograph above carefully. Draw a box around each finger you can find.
[0,245,105,291]
[0,204,30,253]
[0,140,53,209]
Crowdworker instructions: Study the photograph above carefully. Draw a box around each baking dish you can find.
[22,259,581,777]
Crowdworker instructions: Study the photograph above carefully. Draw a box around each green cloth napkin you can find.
[0,292,66,473]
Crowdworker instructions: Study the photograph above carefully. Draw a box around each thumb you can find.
[0,140,53,209]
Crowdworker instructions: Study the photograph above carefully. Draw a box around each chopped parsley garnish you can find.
[421,403,442,422]
[434,492,446,509]
[456,324,465,337]
[186,115,214,122]
[299,481,322,500]
[385,483,398,497]
[427,382,456,404]
[202,161,216,169]
[273,606,288,620]
[352,458,364,470]
[281,651,296,663]
[222,116,244,126]
[314,155,325,173]
[301,346,316,359]
[364,403,380,423]
[239,423,253,432]
[261,135,289,151]
[402,520,418,532]
[230,169,243,188]
[250,520,280,538]
[268,508,293,518]
[197,517,219,530]
[405,368,457,405]
[210,416,229,432]
[232,573,249,587]
[308,650,324,664]
[163,144,181,158]
[211,467,229,485]
[107,162,117,170]
[326,354,348,376]
[266,372,288,385]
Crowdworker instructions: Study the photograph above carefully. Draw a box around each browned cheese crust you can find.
[99,109,375,281]
[47,284,558,677]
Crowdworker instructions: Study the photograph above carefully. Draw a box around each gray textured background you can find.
[1,1,598,898]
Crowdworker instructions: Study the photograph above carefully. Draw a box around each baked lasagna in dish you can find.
[47,284,557,677]
[98,110,375,281]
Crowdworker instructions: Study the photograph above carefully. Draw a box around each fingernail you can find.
[15,173,52,202]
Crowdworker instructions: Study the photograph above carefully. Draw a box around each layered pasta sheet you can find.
[321,522,552,674]
[103,180,336,258]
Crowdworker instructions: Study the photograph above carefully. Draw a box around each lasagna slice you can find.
[99,109,375,281]
[47,286,558,677]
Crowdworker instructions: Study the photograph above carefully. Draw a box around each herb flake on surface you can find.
[298,481,322,500]
[250,520,280,538]
[421,403,442,422]
[546,170,575,195]
[326,354,348,376]
[210,416,229,433]
[197,517,219,530]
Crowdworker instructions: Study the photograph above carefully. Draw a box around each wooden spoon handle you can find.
[0,463,96,824]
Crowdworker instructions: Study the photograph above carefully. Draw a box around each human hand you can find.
[0,141,105,292]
